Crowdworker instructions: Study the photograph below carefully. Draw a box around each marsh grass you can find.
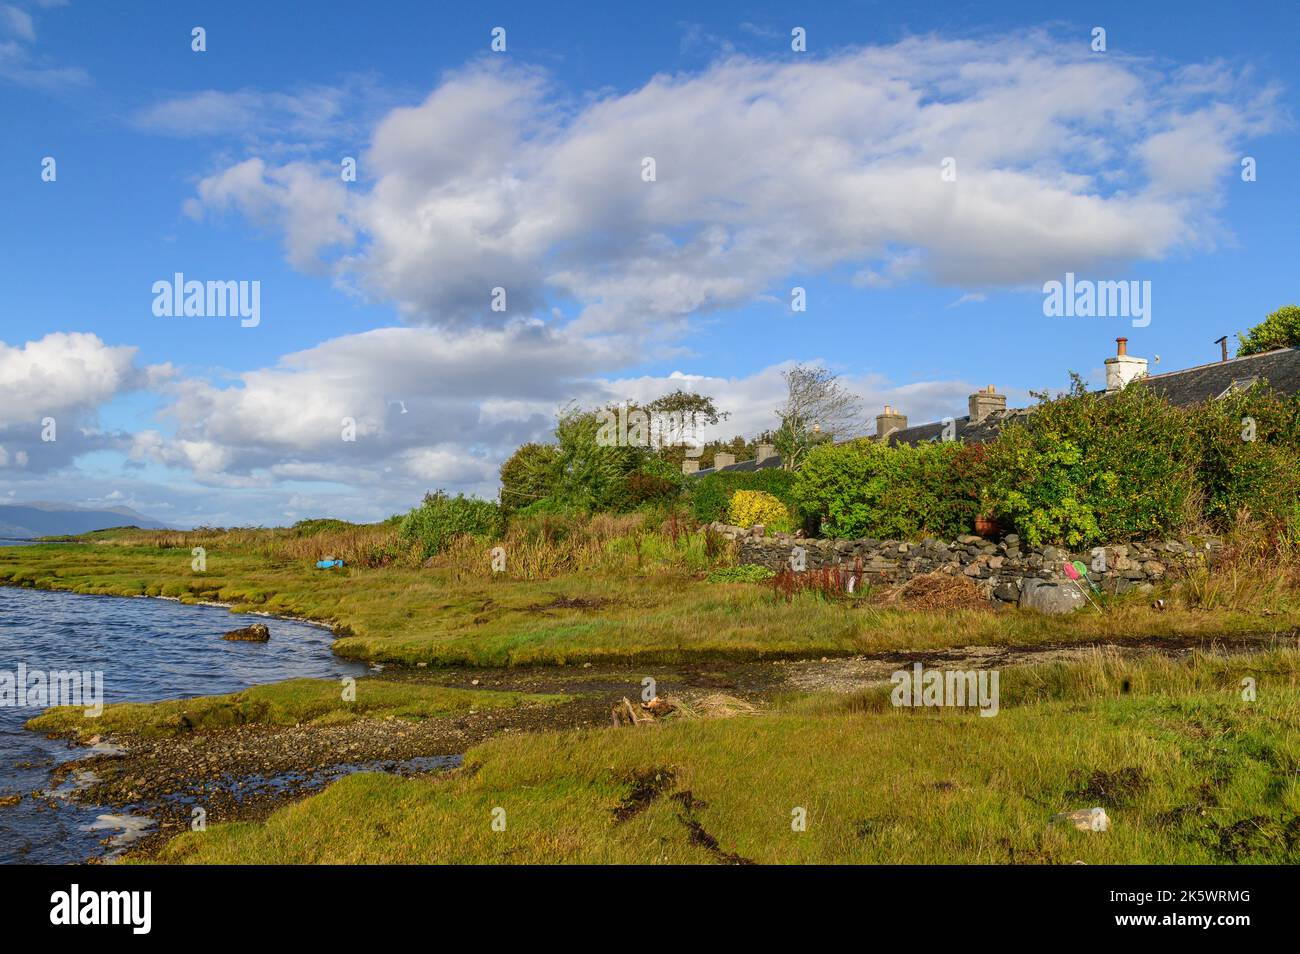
[149,647,1300,865]
[2,530,1298,667]
[27,677,566,741]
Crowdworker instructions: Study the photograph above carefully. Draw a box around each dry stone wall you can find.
[714,523,1219,604]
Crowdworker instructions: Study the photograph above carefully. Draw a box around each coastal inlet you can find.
[0,586,365,864]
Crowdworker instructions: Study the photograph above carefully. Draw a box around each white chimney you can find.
[1104,337,1148,393]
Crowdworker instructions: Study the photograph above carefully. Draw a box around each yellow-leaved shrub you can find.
[728,490,792,531]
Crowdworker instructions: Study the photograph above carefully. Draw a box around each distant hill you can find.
[0,502,169,539]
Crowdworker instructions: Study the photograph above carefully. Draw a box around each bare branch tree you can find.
[773,364,865,469]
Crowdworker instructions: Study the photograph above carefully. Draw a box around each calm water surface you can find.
[0,586,366,864]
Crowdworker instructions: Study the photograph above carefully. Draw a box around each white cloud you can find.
[0,332,138,427]
[188,158,354,271]
[125,316,1005,503]
[132,78,394,154]
[0,332,146,473]
[186,33,1276,335]
[0,1,87,89]
[129,323,633,492]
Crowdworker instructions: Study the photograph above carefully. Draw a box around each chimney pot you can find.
[968,385,1006,423]
[875,406,908,442]
[1105,339,1148,392]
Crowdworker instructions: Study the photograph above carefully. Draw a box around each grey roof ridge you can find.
[1141,346,1300,383]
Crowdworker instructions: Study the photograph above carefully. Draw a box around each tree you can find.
[1237,305,1300,356]
[552,404,645,511]
[772,365,865,470]
[498,443,561,513]
[642,390,729,470]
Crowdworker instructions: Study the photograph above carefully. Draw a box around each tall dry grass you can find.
[132,523,408,568]
[1174,509,1300,612]
[435,510,734,582]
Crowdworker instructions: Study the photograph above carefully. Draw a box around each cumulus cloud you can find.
[185,33,1275,335]
[0,332,144,472]
[0,332,139,427]
[129,322,636,494]
[186,158,354,271]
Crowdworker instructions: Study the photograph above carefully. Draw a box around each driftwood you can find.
[611,695,676,727]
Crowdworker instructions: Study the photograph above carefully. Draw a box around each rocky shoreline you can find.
[38,690,610,862]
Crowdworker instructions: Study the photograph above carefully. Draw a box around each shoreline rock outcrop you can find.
[221,622,270,642]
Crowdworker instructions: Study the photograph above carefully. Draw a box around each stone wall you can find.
[713,523,1220,604]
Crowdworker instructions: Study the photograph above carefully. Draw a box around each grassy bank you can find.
[149,647,1300,864]
[27,677,566,741]
[1,529,1298,667]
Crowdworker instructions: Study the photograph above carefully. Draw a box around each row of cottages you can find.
[687,337,1300,476]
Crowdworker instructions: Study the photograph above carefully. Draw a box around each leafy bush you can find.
[706,564,775,583]
[550,407,646,512]
[399,491,504,560]
[793,439,983,540]
[689,468,799,524]
[498,443,561,514]
[728,490,792,531]
[982,383,1196,547]
[1187,386,1300,541]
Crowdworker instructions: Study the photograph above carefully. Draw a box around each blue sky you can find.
[2,0,1296,527]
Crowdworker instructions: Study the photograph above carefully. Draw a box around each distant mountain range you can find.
[0,501,170,539]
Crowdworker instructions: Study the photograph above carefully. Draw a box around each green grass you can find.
[1,539,1297,667]
[27,677,566,740]
[148,648,1300,864]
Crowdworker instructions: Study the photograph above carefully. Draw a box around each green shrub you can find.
[621,472,680,508]
[498,443,561,514]
[728,489,792,531]
[706,564,775,583]
[551,407,646,512]
[399,491,504,560]
[689,468,799,524]
[793,439,982,540]
[1188,386,1300,540]
[983,383,1196,547]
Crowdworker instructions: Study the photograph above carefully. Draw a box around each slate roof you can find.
[881,408,1028,448]
[1140,347,1300,406]
[692,454,784,478]
[697,346,1300,473]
